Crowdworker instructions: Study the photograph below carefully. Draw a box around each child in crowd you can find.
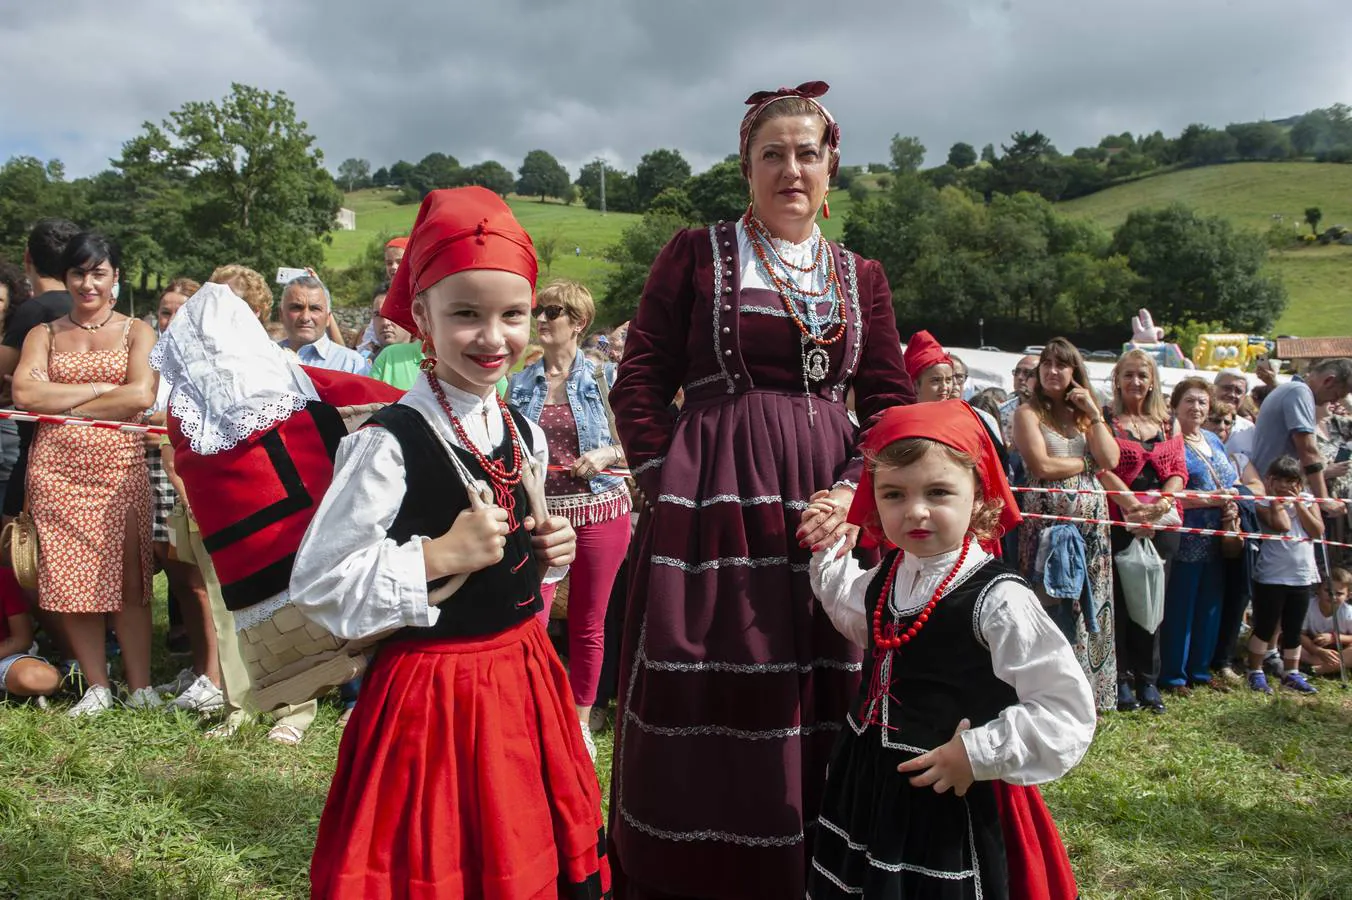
[289,187,609,899]
[804,400,1095,900]
[1247,456,1323,694]
[1301,567,1352,676]
[0,566,60,701]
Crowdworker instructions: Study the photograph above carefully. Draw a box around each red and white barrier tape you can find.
[1020,511,1352,549]
[1013,484,1348,508]
[547,464,632,477]
[0,408,166,436]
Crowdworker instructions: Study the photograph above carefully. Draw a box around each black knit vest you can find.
[367,402,543,641]
[857,551,1024,750]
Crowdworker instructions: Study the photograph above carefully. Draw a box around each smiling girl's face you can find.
[412,269,533,396]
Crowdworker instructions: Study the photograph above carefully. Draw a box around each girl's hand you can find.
[426,502,511,589]
[1315,647,1341,670]
[527,514,577,569]
[897,719,975,796]
[796,486,858,558]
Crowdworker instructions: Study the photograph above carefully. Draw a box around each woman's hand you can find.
[796,486,858,558]
[570,447,618,480]
[527,514,577,570]
[896,719,975,797]
[1324,460,1350,480]
[1065,380,1099,419]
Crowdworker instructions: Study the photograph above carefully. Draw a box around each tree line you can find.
[863,103,1352,206]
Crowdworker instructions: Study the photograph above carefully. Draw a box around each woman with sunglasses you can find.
[507,279,629,763]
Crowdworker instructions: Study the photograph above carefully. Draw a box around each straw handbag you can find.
[2,496,39,590]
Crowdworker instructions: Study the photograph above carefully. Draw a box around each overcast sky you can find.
[3,0,1349,180]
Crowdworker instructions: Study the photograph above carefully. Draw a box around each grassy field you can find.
[1059,162,1352,336]
[1,577,1350,898]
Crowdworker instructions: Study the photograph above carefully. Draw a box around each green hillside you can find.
[1059,163,1352,335]
[326,188,853,300]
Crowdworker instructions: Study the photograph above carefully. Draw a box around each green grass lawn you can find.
[1,576,1349,897]
[1058,163,1352,337]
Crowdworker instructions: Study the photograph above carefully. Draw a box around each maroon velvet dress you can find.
[609,222,913,899]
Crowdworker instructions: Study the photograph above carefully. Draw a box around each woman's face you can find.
[66,258,118,312]
[157,291,189,333]
[1038,356,1073,397]
[1204,409,1234,442]
[1176,388,1211,431]
[1116,359,1152,407]
[412,269,533,395]
[535,303,581,349]
[747,114,830,238]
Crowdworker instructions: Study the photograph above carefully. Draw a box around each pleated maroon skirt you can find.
[310,619,611,900]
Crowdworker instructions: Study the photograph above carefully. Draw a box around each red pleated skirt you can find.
[993,782,1078,900]
[310,619,612,900]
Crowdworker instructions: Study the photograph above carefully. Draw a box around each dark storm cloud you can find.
[2,0,1349,178]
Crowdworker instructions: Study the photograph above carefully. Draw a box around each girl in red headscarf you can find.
[291,187,610,899]
[803,400,1094,900]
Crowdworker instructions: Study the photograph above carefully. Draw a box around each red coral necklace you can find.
[426,371,524,528]
[872,536,972,650]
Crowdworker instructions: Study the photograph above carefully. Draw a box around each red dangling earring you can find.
[419,337,437,372]
[822,195,831,219]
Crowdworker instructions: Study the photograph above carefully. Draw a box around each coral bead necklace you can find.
[871,535,972,651]
[426,370,525,528]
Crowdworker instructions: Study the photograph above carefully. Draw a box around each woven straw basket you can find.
[230,402,388,711]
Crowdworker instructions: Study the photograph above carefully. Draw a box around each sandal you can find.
[267,723,306,746]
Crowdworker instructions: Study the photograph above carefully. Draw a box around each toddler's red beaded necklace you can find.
[871,535,972,650]
[426,370,525,528]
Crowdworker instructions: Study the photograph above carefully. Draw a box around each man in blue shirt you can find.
[1251,358,1352,503]
[278,276,370,375]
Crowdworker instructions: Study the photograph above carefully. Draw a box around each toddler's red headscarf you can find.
[380,187,537,336]
[902,330,952,382]
[846,400,1021,554]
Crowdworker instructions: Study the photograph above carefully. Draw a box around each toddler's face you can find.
[873,449,978,558]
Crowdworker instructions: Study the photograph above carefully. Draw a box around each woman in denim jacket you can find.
[508,280,629,760]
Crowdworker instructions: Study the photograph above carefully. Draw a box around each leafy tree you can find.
[460,160,515,196]
[516,150,570,202]
[1305,206,1323,235]
[889,135,927,174]
[686,159,746,223]
[991,131,1067,200]
[409,152,460,197]
[0,156,85,263]
[647,186,697,223]
[1176,124,1236,165]
[847,180,869,203]
[337,157,371,191]
[923,164,960,190]
[635,149,692,210]
[1109,204,1286,331]
[387,160,415,187]
[980,143,998,164]
[946,142,977,169]
[1225,122,1291,160]
[117,83,341,281]
[536,232,560,276]
[601,213,689,322]
[371,166,390,188]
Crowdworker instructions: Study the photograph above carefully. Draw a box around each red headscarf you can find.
[846,400,1021,554]
[739,81,841,179]
[385,236,409,250]
[380,187,538,336]
[902,329,952,382]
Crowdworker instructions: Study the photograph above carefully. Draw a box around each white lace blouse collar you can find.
[891,542,992,615]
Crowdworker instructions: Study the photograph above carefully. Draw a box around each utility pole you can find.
[598,157,606,215]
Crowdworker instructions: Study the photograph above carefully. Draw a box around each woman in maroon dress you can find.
[609,81,914,899]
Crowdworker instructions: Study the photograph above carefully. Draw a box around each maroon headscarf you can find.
[738,80,841,178]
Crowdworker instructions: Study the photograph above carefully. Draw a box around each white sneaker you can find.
[126,687,165,709]
[155,667,197,696]
[68,684,115,718]
[170,675,224,714]
[580,715,597,764]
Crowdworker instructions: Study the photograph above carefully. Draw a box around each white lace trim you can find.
[150,283,319,456]
[231,593,293,631]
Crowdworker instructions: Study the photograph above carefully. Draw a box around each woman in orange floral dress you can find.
[12,232,158,718]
